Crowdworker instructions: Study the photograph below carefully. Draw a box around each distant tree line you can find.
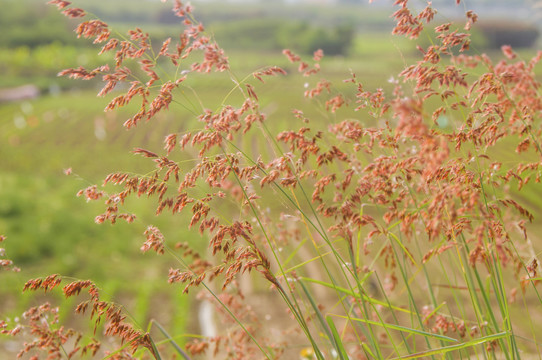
[419,19,539,54]
[209,19,356,56]
[0,2,81,48]
[476,20,539,49]
[2,0,538,55]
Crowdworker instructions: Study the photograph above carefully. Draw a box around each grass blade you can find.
[326,316,349,360]
[299,280,340,359]
[391,332,509,359]
[150,319,191,360]
[300,276,412,314]
[335,314,458,343]
[279,251,332,276]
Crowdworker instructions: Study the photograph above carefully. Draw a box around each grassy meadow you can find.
[2,0,542,358]
[0,2,413,352]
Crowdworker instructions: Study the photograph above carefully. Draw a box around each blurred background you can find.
[1,0,541,356]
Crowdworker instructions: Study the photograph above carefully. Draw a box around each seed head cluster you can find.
[3,0,542,358]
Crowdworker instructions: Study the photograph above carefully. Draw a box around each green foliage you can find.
[211,19,355,55]
[0,1,79,48]
[0,173,156,277]
[210,19,285,51]
[0,44,107,89]
[277,22,355,55]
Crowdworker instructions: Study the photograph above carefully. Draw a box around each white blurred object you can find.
[198,299,217,338]
[0,85,39,103]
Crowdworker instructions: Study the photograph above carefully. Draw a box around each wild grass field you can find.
[0,19,416,359]
[2,0,542,359]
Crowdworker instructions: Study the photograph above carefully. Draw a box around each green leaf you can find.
[299,280,335,359]
[326,316,349,360]
[300,276,411,314]
[334,314,458,343]
[150,319,191,360]
[392,332,509,359]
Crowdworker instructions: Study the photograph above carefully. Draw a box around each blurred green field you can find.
[2,0,542,357]
[0,51,417,360]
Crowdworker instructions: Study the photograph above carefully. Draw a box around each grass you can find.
[3,59,542,356]
[0,40,413,353]
[2,1,542,358]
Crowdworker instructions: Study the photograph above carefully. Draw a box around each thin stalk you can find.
[149,319,191,360]
[219,147,327,359]
[389,237,438,360]
[390,332,509,360]
[299,280,348,360]
[287,188,373,352]
[164,244,273,360]
[222,137,381,353]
